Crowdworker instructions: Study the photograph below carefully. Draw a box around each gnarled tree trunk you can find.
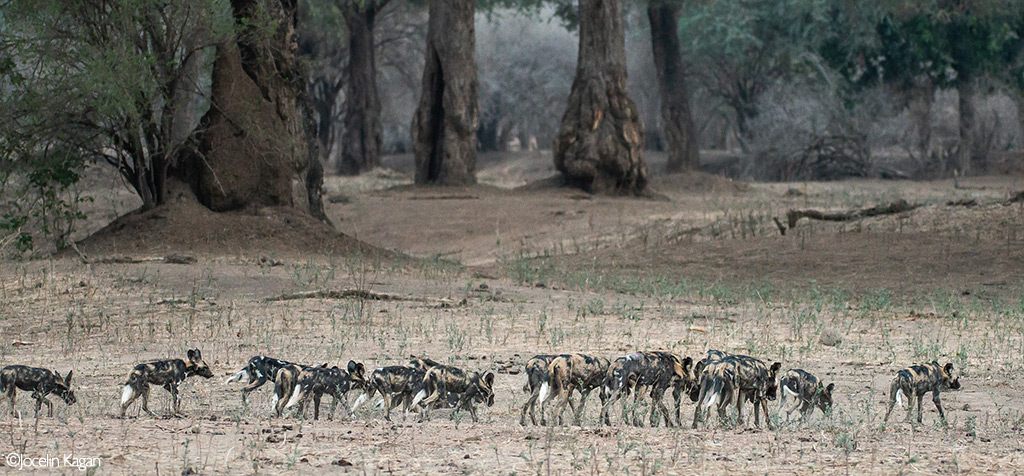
[554,0,647,194]
[411,0,478,185]
[338,0,388,175]
[178,0,325,220]
[648,1,698,173]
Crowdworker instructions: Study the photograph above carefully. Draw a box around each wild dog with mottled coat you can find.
[284,361,366,420]
[1,366,75,417]
[520,354,560,425]
[691,351,780,429]
[225,356,296,404]
[537,353,609,426]
[411,364,495,422]
[690,360,737,428]
[351,365,428,420]
[271,362,327,417]
[601,351,691,427]
[120,349,213,418]
[884,361,960,424]
[777,369,833,422]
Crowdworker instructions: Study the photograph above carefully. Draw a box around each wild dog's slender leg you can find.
[521,386,541,426]
[651,387,674,428]
[883,380,899,423]
[931,387,946,423]
[167,383,181,415]
[761,398,774,430]
[312,392,323,421]
[916,393,925,423]
[691,381,708,429]
[734,390,745,428]
[5,386,15,416]
[629,384,646,427]
[573,389,592,425]
[383,393,394,421]
[241,376,268,404]
[601,389,621,426]
[140,385,155,417]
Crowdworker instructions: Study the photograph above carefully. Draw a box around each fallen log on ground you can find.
[784,199,920,229]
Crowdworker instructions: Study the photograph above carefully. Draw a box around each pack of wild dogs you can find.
[1,348,961,428]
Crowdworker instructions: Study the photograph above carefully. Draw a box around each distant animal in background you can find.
[120,349,213,418]
[537,353,610,426]
[884,361,961,424]
[1,366,76,417]
[225,356,296,404]
[284,361,366,420]
[520,354,561,425]
[777,369,834,422]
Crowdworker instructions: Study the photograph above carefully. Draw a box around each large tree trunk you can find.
[956,80,976,175]
[554,0,647,195]
[648,1,698,173]
[339,0,387,175]
[177,0,324,218]
[411,0,478,185]
[907,84,933,162]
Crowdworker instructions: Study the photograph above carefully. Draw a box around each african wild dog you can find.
[777,369,834,422]
[884,361,960,424]
[600,351,691,427]
[410,364,495,422]
[537,353,610,426]
[351,365,428,421]
[120,349,213,418]
[271,362,327,417]
[690,360,737,428]
[225,356,296,404]
[691,351,780,429]
[283,361,366,420]
[1,366,75,417]
[520,354,560,425]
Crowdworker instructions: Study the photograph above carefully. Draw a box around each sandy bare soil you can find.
[2,151,1024,474]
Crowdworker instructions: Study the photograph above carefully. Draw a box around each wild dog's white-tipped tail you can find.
[783,385,798,398]
[410,389,427,408]
[351,392,369,412]
[284,385,304,409]
[271,392,280,410]
[538,382,551,404]
[375,398,385,409]
[120,385,133,405]
[225,369,248,384]
[702,388,720,411]
[896,388,906,407]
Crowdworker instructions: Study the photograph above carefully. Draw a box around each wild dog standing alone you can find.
[1,366,75,417]
[225,356,296,404]
[537,353,609,426]
[351,365,428,420]
[777,369,833,422]
[411,364,495,422]
[884,361,960,424]
[120,349,213,418]
[283,361,366,420]
[601,351,691,427]
[520,354,560,425]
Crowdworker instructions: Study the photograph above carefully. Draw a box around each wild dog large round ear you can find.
[187,349,197,361]
[825,383,835,394]
[682,356,693,372]
[770,362,782,373]
[65,370,73,385]
[484,371,495,386]
[943,362,954,375]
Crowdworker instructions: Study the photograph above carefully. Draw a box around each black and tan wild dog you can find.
[601,351,691,427]
[120,349,213,418]
[283,361,365,420]
[271,362,327,417]
[690,359,737,428]
[225,356,297,404]
[520,354,561,425]
[777,369,834,422]
[691,351,780,429]
[351,365,428,420]
[1,366,75,417]
[884,361,960,424]
[410,364,495,422]
[537,353,610,426]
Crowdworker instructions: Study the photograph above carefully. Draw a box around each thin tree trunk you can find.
[648,1,698,173]
[956,80,975,175]
[554,0,647,195]
[908,84,933,161]
[339,1,385,175]
[411,0,478,185]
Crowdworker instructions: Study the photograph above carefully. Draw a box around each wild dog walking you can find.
[884,361,960,424]
[520,354,560,425]
[225,356,296,404]
[1,366,75,417]
[601,351,691,427]
[283,361,366,420]
[411,364,495,422]
[691,351,780,429]
[690,359,737,428]
[777,369,834,422]
[351,365,428,420]
[537,353,610,426]
[120,349,213,418]
[271,363,327,417]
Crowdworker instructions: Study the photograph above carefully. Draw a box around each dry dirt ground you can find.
[2,151,1024,475]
